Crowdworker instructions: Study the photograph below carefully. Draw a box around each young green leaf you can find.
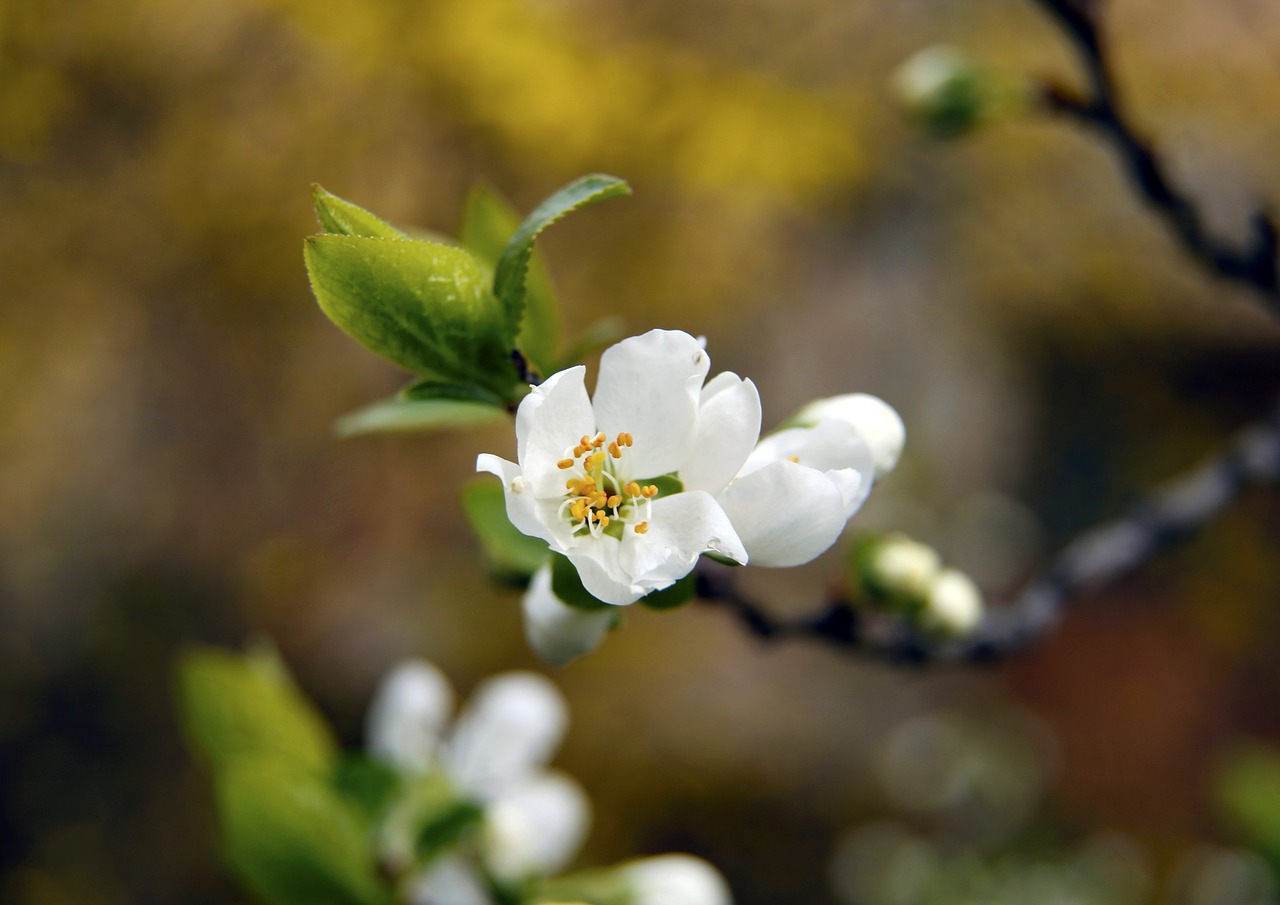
[492,174,631,341]
[332,756,402,828]
[637,573,696,611]
[217,760,388,905]
[550,552,613,611]
[335,397,508,438]
[1215,744,1280,861]
[304,235,518,399]
[460,184,562,373]
[178,647,337,775]
[312,185,407,239]
[461,479,550,582]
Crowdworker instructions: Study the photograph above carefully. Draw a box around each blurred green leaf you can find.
[216,759,387,905]
[535,867,631,905]
[332,756,402,828]
[493,175,630,344]
[461,478,549,582]
[637,573,695,611]
[312,185,407,239]
[304,235,518,399]
[550,552,612,611]
[335,397,508,438]
[178,647,337,775]
[1215,744,1280,861]
[460,183,561,374]
[557,316,626,372]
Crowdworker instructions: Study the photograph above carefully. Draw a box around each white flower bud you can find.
[892,46,986,137]
[523,564,614,665]
[870,535,941,599]
[921,568,984,636]
[623,855,733,905]
[794,393,905,478]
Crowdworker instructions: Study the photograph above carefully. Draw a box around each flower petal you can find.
[619,490,747,591]
[680,374,761,497]
[476,453,575,550]
[522,564,613,664]
[592,330,709,478]
[444,672,568,799]
[408,856,489,905]
[717,460,849,567]
[566,538,640,606]
[743,417,874,478]
[622,855,733,905]
[515,365,595,497]
[794,393,905,477]
[483,771,591,881]
[365,660,455,774]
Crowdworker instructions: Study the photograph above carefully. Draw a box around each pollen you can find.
[608,441,622,458]
[557,458,575,469]
[592,432,607,448]
[596,514,610,527]
[624,481,642,498]
[634,522,649,534]
[641,484,659,499]
[787,455,800,463]
[618,432,633,447]
[606,494,623,508]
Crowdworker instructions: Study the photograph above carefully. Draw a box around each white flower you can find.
[479,329,882,605]
[870,534,941,599]
[367,661,590,896]
[792,393,905,478]
[478,329,754,605]
[522,564,614,665]
[622,855,734,905]
[921,568,984,636]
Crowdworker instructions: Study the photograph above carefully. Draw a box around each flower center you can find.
[556,431,658,538]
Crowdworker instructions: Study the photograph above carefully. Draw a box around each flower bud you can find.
[523,564,614,665]
[921,568,984,636]
[868,534,941,600]
[893,46,988,137]
[793,393,905,478]
[622,855,733,905]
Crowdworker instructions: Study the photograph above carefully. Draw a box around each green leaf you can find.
[216,759,387,905]
[400,379,510,405]
[493,175,630,342]
[1215,744,1280,861]
[416,799,485,863]
[534,867,632,905]
[178,647,337,775]
[312,185,407,239]
[460,184,561,373]
[638,573,695,611]
[332,756,402,828]
[304,235,517,399]
[461,478,550,582]
[556,316,626,373]
[550,552,612,611]
[335,397,509,438]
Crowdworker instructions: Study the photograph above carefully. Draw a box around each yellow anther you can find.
[642,485,659,498]
[580,435,592,448]
[557,458,575,470]
[634,522,649,534]
[619,432,633,447]
[608,441,622,458]
[606,494,622,508]
[624,481,642,498]
[569,500,588,521]
[566,478,578,490]
[597,514,610,527]
[581,479,596,494]
[787,455,800,463]
[593,432,606,448]
[592,492,608,508]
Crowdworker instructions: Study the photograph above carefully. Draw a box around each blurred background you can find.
[4,0,1280,902]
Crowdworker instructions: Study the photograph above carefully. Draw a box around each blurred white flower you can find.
[367,661,590,896]
[869,534,941,599]
[921,568,984,636]
[623,854,733,905]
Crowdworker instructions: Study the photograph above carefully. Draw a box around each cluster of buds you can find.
[892,46,1024,138]
[852,533,984,637]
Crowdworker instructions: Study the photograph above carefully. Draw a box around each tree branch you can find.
[696,402,1280,665]
[1033,0,1280,311]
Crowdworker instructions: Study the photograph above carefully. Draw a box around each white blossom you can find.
[522,564,613,665]
[623,855,734,905]
[921,568,984,636]
[792,393,905,478]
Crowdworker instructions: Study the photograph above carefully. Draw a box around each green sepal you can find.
[1214,744,1280,863]
[637,573,696,611]
[533,867,632,905]
[637,473,683,499]
[312,185,408,239]
[177,645,337,775]
[215,759,388,905]
[460,183,561,373]
[461,478,550,583]
[381,771,485,869]
[335,397,509,438]
[304,235,518,399]
[332,755,402,828]
[550,552,613,611]
[493,175,630,342]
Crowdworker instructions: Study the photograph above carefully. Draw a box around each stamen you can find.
[787,455,800,463]
[557,458,575,469]
[634,522,649,534]
[596,514,610,527]
[625,481,642,498]
[619,432,633,447]
[592,432,606,448]
[608,441,622,458]
[641,485,659,499]
[606,494,622,508]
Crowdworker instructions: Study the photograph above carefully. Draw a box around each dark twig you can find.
[697,402,1280,665]
[1033,0,1280,311]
